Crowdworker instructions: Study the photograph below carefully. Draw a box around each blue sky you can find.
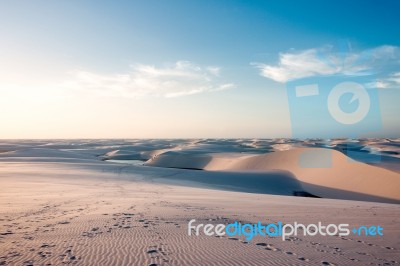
[0,0,399,138]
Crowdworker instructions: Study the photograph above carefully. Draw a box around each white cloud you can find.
[389,72,400,84]
[372,72,400,89]
[63,61,234,98]
[252,45,399,83]
[206,66,221,76]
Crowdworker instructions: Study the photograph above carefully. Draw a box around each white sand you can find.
[0,140,400,265]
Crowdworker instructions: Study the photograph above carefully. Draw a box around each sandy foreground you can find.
[0,140,400,265]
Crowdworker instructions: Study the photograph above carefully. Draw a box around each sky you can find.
[0,0,399,139]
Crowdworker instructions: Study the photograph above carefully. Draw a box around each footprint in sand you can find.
[37,251,52,258]
[356,252,371,256]
[23,260,34,266]
[147,245,159,255]
[61,254,77,264]
[147,249,158,254]
[322,262,336,266]
[265,244,279,252]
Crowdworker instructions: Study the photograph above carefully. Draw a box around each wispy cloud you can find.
[373,72,400,89]
[252,45,399,83]
[63,61,234,98]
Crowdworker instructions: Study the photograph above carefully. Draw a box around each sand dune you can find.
[146,148,400,203]
[151,169,305,196]
[145,151,254,170]
[2,140,399,203]
[1,154,400,266]
[1,140,400,265]
[4,148,93,158]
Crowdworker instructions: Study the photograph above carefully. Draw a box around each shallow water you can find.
[106,159,145,166]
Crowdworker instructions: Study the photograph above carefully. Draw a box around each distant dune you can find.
[146,148,400,203]
[1,139,400,203]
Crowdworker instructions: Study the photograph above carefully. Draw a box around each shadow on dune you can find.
[150,168,400,204]
[299,182,400,204]
[153,169,304,196]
